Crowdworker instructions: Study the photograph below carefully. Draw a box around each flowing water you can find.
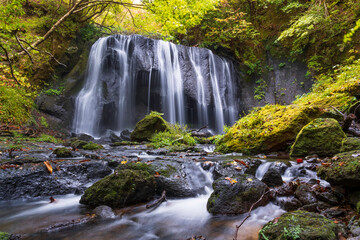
[0,159,288,240]
[72,35,239,137]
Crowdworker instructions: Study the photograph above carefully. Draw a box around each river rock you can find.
[258,210,338,240]
[207,174,269,214]
[130,112,170,142]
[340,137,360,152]
[93,205,116,219]
[53,147,72,158]
[270,161,288,175]
[117,161,197,198]
[290,118,346,157]
[317,150,360,188]
[295,184,317,205]
[120,129,131,141]
[276,197,303,211]
[80,169,156,208]
[0,160,112,200]
[262,168,283,187]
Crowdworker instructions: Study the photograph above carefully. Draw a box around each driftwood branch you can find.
[233,190,269,240]
[146,190,167,210]
[0,42,21,85]
[195,125,208,133]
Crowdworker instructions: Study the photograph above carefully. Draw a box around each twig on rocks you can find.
[233,190,269,240]
[146,190,167,210]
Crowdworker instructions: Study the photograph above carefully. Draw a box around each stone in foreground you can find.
[258,210,337,240]
[207,174,269,214]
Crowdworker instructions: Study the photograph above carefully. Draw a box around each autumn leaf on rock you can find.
[234,159,249,168]
[225,177,237,184]
[44,161,53,174]
[121,160,128,164]
[247,178,253,182]
[321,162,331,167]
[234,166,242,171]
[154,172,160,177]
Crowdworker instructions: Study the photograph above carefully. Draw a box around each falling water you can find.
[73,35,239,137]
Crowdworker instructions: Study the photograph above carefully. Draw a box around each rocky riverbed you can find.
[1,139,360,240]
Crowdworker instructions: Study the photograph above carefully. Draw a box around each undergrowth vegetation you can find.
[150,124,197,149]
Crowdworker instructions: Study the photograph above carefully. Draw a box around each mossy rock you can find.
[340,137,360,152]
[0,232,10,240]
[216,105,321,154]
[258,210,337,240]
[82,142,104,150]
[317,150,360,188]
[290,118,346,157]
[130,112,170,142]
[207,174,269,214]
[53,147,72,158]
[80,169,156,208]
[70,139,88,149]
[110,141,141,146]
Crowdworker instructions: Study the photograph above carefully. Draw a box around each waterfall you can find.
[73,35,239,137]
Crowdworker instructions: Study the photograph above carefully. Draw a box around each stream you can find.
[0,146,329,240]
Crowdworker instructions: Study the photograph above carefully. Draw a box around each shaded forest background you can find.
[0,0,359,131]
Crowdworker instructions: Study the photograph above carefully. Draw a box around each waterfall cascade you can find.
[73,35,240,137]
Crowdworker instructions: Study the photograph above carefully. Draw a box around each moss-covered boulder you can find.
[80,169,156,208]
[53,147,72,158]
[258,210,337,240]
[82,141,104,150]
[130,112,170,142]
[117,161,197,197]
[207,174,269,214]
[340,137,360,152]
[70,139,88,149]
[216,105,321,153]
[290,118,346,157]
[317,150,360,188]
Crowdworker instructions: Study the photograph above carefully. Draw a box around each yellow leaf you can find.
[121,160,128,164]
[44,161,53,174]
[247,178,253,182]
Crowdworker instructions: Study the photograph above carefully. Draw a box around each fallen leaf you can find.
[247,178,253,182]
[44,161,53,174]
[321,162,331,167]
[154,172,160,177]
[49,196,56,203]
[339,162,345,167]
[225,177,237,184]
[332,156,339,161]
[234,159,249,168]
[121,160,128,164]
[235,166,242,171]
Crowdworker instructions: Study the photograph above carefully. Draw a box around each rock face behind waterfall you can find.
[72,35,240,137]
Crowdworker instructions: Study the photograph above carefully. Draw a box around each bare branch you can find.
[233,190,269,240]
[15,34,34,64]
[20,39,67,68]
[0,42,21,85]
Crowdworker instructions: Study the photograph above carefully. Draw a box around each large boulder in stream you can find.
[207,174,269,214]
[258,210,338,240]
[80,169,156,208]
[317,150,360,188]
[290,118,346,157]
[130,112,170,142]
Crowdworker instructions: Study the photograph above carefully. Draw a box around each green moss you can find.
[340,137,360,152]
[0,232,10,240]
[80,169,156,208]
[53,147,72,158]
[259,210,337,240]
[70,139,88,149]
[317,150,360,188]
[290,118,346,157]
[110,141,141,146]
[130,111,170,142]
[149,123,197,151]
[82,142,104,150]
